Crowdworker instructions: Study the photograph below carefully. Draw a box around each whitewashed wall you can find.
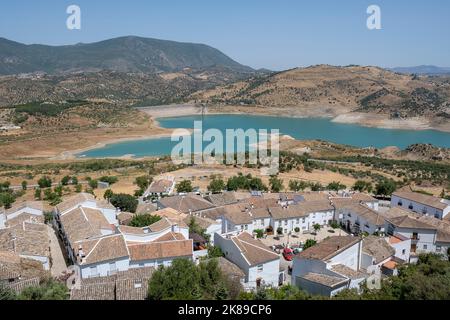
[391,195,446,219]
[247,259,280,289]
[391,239,411,262]
[121,227,172,243]
[80,257,129,278]
[6,207,43,220]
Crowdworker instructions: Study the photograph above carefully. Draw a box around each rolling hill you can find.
[190,65,450,119]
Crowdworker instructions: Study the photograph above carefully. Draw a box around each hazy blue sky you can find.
[1,0,449,70]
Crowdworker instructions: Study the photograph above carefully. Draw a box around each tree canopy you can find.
[110,193,139,213]
[176,180,193,193]
[129,214,162,227]
[17,279,69,300]
[208,178,225,194]
[148,259,230,300]
[269,176,284,192]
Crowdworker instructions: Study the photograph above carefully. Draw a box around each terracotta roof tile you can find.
[231,232,279,266]
[147,179,174,194]
[362,236,395,264]
[297,236,361,261]
[393,191,448,210]
[158,195,214,213]
[205,192,238,206]
[59,207,106,244]
[269,201,334,220]
[127,239,193,261]
[77,234,129,265]
[301,272,348,288]
[56,193,95,213]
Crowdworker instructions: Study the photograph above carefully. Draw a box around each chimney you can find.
[78,245,85,258]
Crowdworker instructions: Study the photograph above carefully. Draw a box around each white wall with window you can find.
[391,195,449,220]
[80,257,130,278]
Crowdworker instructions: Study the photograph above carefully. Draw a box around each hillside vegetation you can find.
[0,68,257,107]
[191,65,450,119]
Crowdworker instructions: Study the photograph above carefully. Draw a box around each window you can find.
[284,220,288,226]
[398,201,403,206]
[402,249,406,255]
[422,207,428,214]
[257,265,263,272]
[408,203,414,210]
[260,219,264,225]
[296,219,299,224]
[109,262,117,272]
[423,245,428,250]
[157,261,164,268]
[436,246,441,252]
[347,213,351,217]
[244,224,248,230]
[302,218,306,223]
[90,266,98,276]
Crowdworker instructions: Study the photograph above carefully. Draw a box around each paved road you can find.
[280,256,293,285]
[47,225,68,277]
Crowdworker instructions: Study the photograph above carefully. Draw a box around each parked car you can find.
[282,247,294,261]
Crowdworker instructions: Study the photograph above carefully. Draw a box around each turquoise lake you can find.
[78,115,450,158]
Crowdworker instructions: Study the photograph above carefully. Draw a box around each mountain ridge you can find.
[0,36,254,75]
[390,65,450,75]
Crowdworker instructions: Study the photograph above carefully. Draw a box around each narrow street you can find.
[47,225,68,277]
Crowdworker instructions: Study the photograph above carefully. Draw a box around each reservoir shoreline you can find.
[72,110,450,160]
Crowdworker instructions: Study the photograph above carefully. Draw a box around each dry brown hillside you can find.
[190,65,450,120]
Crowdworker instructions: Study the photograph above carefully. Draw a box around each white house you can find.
[54,194,195,279]
[0,201,44,229]
[55,193,118,225]
[184,215,222,245]
[144,177,175,198]
[56,206,116,263]
[220,204,255,234]
[384,207,450,260]
[292,236,367,297]
[118,217,189,243]
[385,234,411,274]
[127,234,193,269]
[361,236,401,276]
[75,234,130,278]
[214,231,281,290]
[157,194,215,214]
[335,203,386,235]
[0,219,50,270]
[391,191,450,219]
[269,201,335,234]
